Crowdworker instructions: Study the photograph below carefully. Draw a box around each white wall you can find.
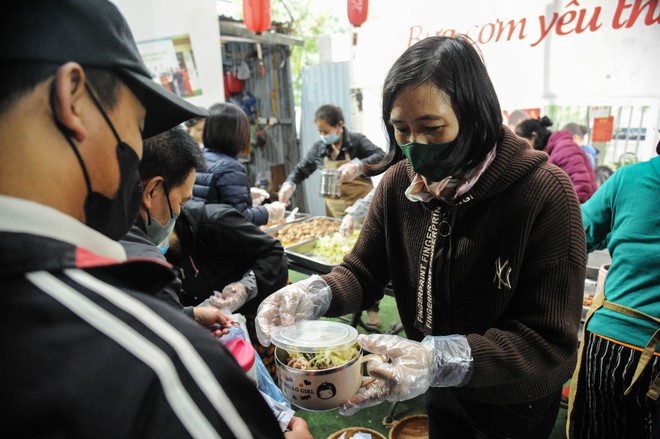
[349,0,660,160]
[112,0,224,109]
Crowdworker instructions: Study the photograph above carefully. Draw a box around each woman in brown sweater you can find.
[257,36,585,438]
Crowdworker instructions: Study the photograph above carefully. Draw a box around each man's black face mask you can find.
[51,82,142,241]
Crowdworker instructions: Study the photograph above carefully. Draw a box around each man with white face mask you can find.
[137,128,201,250]
[121,127,233,330]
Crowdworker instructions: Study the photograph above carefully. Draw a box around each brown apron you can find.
[323,151,373,218]
[567,289,660,437]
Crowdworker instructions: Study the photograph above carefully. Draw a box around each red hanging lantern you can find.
[243,0,271,35]
[347,0,368,27]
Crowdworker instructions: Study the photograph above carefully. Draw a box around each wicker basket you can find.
[327,427,387,439]
[388,415,429,439]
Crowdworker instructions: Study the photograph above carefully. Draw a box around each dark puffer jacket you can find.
[545,130,598,203]
[193,149,268,226]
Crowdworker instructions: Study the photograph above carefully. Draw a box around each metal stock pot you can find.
[320,169,342,199]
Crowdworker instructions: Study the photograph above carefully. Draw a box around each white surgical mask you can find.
[320,130,340,145]
[145,185,177,245]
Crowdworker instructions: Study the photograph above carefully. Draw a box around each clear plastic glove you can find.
[208,282,249,312]
[250,187,270,206]
[339,334,433,416]
[339,333,472,416]
[337,159,362,184]
[255,275,332,346]
[265,201,286,222]
[339,214,355,237]
[278,181,296,205]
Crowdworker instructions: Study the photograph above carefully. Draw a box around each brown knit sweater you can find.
[322,127,586,404]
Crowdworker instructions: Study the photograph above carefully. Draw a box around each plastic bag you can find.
[236,60,251,80]
[256,353,291,408]
[217,314,290,408]
[259,390,294,432]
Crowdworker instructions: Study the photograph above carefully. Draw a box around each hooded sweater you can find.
[545,129,598,203]
[322,127,586,404]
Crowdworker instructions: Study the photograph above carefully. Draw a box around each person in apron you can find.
[322,151,373,217]
[278,104,385,326]
[277,104,385,218]
[568,154,660,439]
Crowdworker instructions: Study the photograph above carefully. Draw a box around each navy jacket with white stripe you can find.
[0,197,284,438]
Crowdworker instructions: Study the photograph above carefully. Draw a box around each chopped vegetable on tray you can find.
[312,230,360,264]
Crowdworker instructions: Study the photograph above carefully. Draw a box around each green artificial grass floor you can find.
[287,270,568,438]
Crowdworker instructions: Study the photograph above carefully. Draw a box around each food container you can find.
[328,427,387,439]
[320,169,342,199]
[595,263,610,299]
[389,415,429,439]
[266,216,341,248]
[285,228,360,274]
[271,320,379,411]
[260,210,310,232]
[582,278,597,322]
[285,238,337,274]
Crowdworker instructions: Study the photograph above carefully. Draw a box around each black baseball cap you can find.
[1,0,207,138]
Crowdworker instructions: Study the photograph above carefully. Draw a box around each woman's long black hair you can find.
[367,35,503,176]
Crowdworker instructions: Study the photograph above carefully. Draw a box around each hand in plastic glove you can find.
[337,162,361,184]
[255,275,332,346]
[192,306,233,336]
[339,333,472,416]
[339,214,355,238]
[250,187,270,206]
[265,201,286,222]
[339,334,433,416]
[278,181,296,205]
[208,282,249,312]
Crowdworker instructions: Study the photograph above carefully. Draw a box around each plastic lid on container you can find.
[225,338,255,372]
[270,320,358,353]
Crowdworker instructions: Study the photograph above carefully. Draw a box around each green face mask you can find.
[398,140,458,181]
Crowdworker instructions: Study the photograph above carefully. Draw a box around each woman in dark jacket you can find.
[193,103,285,225]
[277,104,385,217]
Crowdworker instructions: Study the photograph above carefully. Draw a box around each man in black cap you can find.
[0,1,310,438]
